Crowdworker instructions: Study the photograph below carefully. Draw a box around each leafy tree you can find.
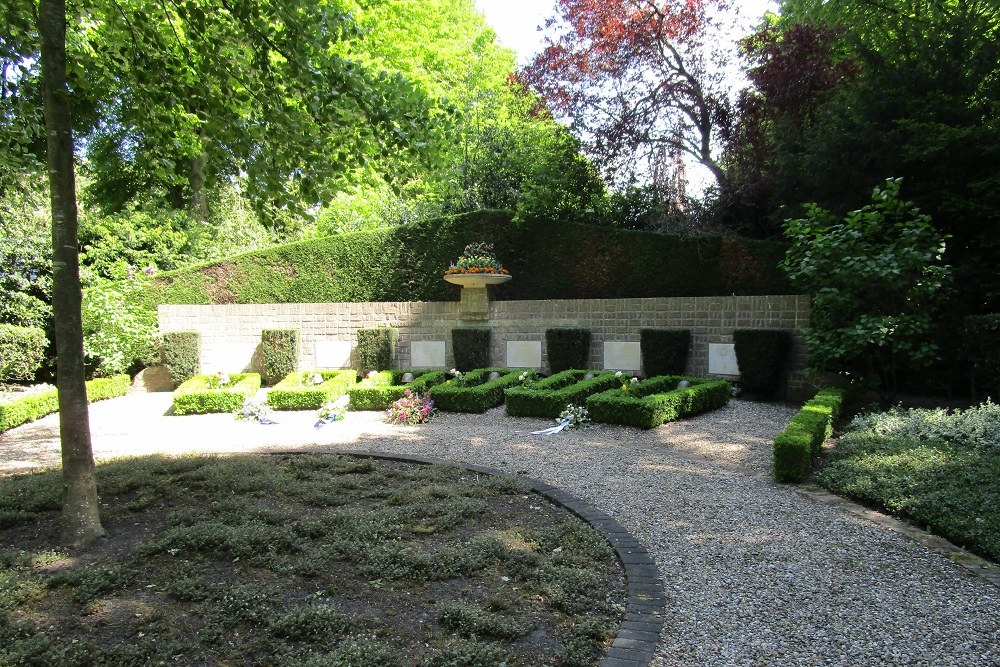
[780,178,952,396]
[522,0,731,189]
[0,184,52,329]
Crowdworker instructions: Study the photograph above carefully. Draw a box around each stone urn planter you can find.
[443,273,512,288]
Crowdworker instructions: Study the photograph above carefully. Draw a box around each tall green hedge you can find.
[136,211,791,313]
[357,327,397,372]
[546,328,591,374]
[733,329,792,400]
[640,329,691,377]
[162,331,200,388]
[452,328,491,371]
[261,329,299,386]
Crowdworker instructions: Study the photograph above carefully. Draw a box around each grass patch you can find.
[0,454,625,666]
[819,404,1000,563]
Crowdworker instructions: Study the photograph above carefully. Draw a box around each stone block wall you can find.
[159,294,815,400]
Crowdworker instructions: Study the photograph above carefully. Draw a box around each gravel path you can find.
[2,392,999,666]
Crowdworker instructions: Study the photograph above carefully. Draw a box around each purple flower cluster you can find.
[386,389,435,425]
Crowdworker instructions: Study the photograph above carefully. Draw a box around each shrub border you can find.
[772,387,846,483]
[429,368,525,414]
[266,370,357,410]
[172,373,262,416]
[504,370,620,419]
[0,375,131,433]
[585,376,731,429]
[347,370,447,411]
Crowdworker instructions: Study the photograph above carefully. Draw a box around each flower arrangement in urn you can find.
[444,242,509,276]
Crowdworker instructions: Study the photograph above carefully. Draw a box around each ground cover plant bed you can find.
[818,403,1000,563]
[0,454,626,666]
[585,375,731,429]
[430,368,525,413]
[172,373,262,415]
[505,370,620,419]
[348,370,447,410]
[267,370,357,410]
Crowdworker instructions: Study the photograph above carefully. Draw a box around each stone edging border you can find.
[312,449,666,667]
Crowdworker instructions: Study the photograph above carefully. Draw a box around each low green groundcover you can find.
[0,454,626,666]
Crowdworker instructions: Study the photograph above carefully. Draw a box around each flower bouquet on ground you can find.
[444,242,509,276]
[315,395,349,429]
[386,389,435,425]
[533,403,590,435]
[234,398,275,424]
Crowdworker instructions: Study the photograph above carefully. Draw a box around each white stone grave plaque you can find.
[708,343,739,375]
[507,341,542,369]
[201,343,257,374]
[603,342,640,371]
[411,341,446,368]
[314,340,352,369]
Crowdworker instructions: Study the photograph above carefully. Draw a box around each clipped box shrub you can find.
[172,373,261,415]
[348,370,447,410]
[586,375,731,429]
[357,326,397,373]
[640,329,691,377]
[452,328,491,371]
[430,368,523,413]
[0,375,131,433]
[0,325,47,382]
[773,387,846,483]
[266,370,356,410]
[546,328,591,374]
[505,370,620,419]
[162,331,201,388]
[733,329,792,399]
[963,314,1000,400]
[261,329,299,387]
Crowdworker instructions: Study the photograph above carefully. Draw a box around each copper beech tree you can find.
[522,0,731,189]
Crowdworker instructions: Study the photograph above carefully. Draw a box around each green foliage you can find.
[0,187,51,330]
[504,370,620,419]
[0,324,47,382]
[0,375,130,433]
[266,370,356,411]
[773,387,846,483]
[357,326,398,373]
[162,331,201,388]
[640,328,691,377]
[585,376,731,429]
[963,315,1000,400]
[137,211,791,313]
[79,206,195,278]
[781,179,951,394]
[452,328,491,371]
[819,401,1000,562]
[347,370,446,410]
[82,274,158,377]
[733,329,792,399]
[260,329,299,386]
[430,368,523,413]
[545,328,591,374]
[172,373,261,415]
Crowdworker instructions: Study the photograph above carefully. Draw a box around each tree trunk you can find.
[38,0,106,548]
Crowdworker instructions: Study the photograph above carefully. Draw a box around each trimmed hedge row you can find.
[585,375,731,429]
[452,328,491,371]
[640,329,690,377]
[773,387,846,483]
[266,370,357,410]
[162,331,200,388]
[261,329,299,386]
[504,370,620,418]
[429,368,524,414]
[172,373,262,415]
[137,210,791,313]
[546,329,591,374]
[733,329,792,399]
[347,370,447,410]
[357,327,397,373]
[0,375,131,433]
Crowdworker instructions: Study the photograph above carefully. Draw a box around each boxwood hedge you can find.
[504,370,620,419]
[172,373,262,415]
[347,370,447,410]
[773,387,846,483]
[0,375,132,433]
[586,375,731,429]
[266,370,357,410]
[429,368,524,413]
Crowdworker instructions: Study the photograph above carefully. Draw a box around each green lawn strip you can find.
[585,375,730,429]
[266,370,357,410]
[818,432,1000,563]
[773,387,846,483]
[172,373,262,415]
[0,453,625,666]
[347,370,448,411]
[505,370,620,419]
[0,375,131,433]
[429,368,527,414]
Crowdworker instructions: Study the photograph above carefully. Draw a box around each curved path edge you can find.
[274,449,666,667]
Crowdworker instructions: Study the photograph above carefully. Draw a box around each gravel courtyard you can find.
[2,392,998,666]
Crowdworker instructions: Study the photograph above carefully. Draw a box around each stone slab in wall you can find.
[506,341,542,368]
[603,342,641,371]
[201,343,258,374]
[411,341,446,368]
[708,343,739,376]
[315,340,352,369]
